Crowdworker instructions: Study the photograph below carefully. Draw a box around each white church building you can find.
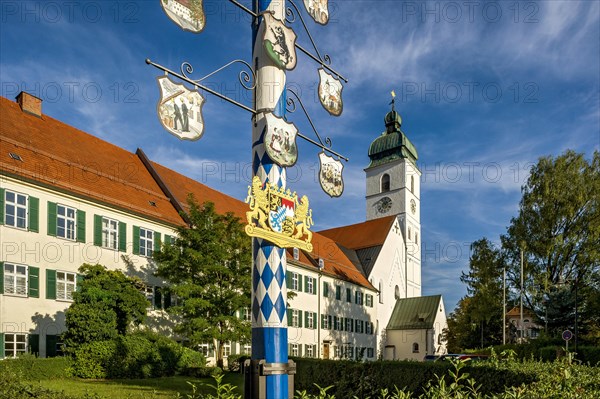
[0,92,446,361]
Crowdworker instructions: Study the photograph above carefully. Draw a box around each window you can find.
[346,288,351,302]
[56,271,76,301]
[334,345,341,358]
[141,285,154,306]
[242,307,252,322]
[412,343,419,353]
[223,342,231,357]
[335,285,341,300]
[291,343,299,357]
[57,204,76,240]
[345,318,353,332]
[321,314,331,329]
[3,263,27,296]
[102,217,119,249]
[4,191,27,229]
[355,291,363,305]
[198,343,210,357]
[408,227,412,240]
[367,348,374,358]
[395,285,400,300]
[4,333,27,358]
[305,276,315,294]
[139,227,154,257]
[333,316,340,331]
[381,174,390,192]
[365,294,373,307]
[346,346,354,359]
[289,309,302,328]
[306,312,315,329]
[366,321,373,335]
[242,344,252,355]
[379,281,384,303]
[305,344,314,358]
[323,281,329,297]
[291,272,299,291]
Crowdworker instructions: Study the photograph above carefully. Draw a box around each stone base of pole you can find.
[244,359,296,399]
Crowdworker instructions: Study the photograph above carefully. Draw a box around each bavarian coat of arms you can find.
[156,76,205,141]
[245,176,313,251]
[262,12,297,70]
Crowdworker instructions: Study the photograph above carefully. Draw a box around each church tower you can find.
[365,100,422,296]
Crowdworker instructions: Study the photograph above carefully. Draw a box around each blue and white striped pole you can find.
[251,1,289,398]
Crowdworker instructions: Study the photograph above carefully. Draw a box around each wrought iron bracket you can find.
[146,58,257,115]
[286,0,348,83]
[286,88,348,162]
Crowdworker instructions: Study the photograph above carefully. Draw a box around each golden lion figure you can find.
[246,176,269,229]
[293,195,313,242]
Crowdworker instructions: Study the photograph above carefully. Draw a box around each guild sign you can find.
[318,68,343,116]
[160,0,206,33]
[319,152,344,197]
[303,0,329,25]
[262,12,297,70]
[245,176,313,251]
[156,76,206,141]
[264,113,299,167]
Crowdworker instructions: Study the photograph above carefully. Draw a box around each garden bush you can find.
[227,354,250,372]
[292,358,538,398]
[69,330,206,379]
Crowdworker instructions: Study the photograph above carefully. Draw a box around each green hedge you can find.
[480,343,600,365]
[292,358,539,398]
[69,330,206,379]
[0,356,70,381]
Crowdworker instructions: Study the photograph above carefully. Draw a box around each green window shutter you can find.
[0,188,4,224]
[28,196,39,232]
[28,334,40,356]
[28,266,39,298]
[0,262,3,294]
[286,274,294,291]
[154,232,162,252]
[323,282,329,297]
[118,222,127,252]
[328,315,332,330]
[336,285,341,300]
[164,234,171,245]
[47,202,57,236]
[46,269,56,300]
[154,286,162,309]
[76,210,86,243]
[287,308,293,326]
[93,215,103,246]
[346,288,351,302]
[0,333,4,359]
[313,312,318,329]
[231,344,237,355]
[133,226,140,255]
[321,314,325,329]
[298,344,303,357]
[46,335,58,357]
[304,276,309,293]
[297,274,302,291]
[304,311,309,328]
[298,310,303,328]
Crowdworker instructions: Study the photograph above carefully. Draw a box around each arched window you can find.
[379,281,384,304]
[395,285,400,300]
[411,176,415,193]
[412,343,419,353]
[415,233,418,243]
[381,174,390,192]
[408,227,412,240]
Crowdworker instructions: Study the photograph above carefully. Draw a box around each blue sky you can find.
[1,1,599,313]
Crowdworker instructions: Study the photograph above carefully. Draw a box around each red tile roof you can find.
[0,96,184,226]
[318,216,396,250]
[0,94,377,290]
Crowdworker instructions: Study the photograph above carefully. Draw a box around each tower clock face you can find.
[377,197,392,213]
[410,199,417,215]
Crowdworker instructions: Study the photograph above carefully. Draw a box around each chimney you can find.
[16,91,42,118]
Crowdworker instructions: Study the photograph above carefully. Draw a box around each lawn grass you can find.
[36,373,245,399]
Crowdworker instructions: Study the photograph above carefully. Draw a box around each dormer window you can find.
[381,174,390,192]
